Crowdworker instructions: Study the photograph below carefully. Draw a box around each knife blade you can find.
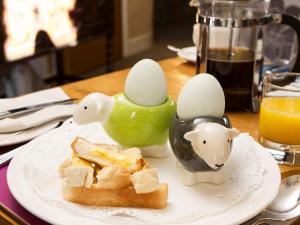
[0,98,77,120]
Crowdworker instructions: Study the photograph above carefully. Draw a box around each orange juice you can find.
[259,97,300,145]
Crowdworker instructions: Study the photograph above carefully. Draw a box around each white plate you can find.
[7,120,281,225]
[177,46,197,63]
[0,121,60,147]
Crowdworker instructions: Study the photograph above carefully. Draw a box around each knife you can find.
[0,98,77,120]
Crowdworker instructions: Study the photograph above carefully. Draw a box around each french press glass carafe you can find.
[191,0,300,111]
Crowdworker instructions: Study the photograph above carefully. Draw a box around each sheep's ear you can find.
[184,130,198,142]
[228,128,239,140]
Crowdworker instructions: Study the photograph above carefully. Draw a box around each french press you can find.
[190,0,300,111]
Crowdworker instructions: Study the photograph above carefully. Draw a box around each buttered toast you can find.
[59,137,168,209]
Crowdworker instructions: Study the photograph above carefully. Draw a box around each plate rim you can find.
[0,121,60,147]
[7,131,281,225]
[7,149,60,225]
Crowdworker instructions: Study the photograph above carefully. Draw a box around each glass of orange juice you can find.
[259,72,300,165]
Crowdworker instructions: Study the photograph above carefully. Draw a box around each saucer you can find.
[176,46,197,63]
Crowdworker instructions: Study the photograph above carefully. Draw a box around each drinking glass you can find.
[259,72,300,165]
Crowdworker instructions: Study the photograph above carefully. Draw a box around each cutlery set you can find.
[0,98,76,120]
[0,99,76,166]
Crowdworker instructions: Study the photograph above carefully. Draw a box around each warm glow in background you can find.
[3,0,77,61]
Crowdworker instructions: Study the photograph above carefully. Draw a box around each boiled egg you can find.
[177,73,225,120]
[124,59,167,106]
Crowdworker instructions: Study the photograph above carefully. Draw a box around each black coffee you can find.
[207,47,255,110]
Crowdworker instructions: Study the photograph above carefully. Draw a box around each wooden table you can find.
[62,57,300,176]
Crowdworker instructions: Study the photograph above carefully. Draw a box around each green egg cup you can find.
[104,92,176,147]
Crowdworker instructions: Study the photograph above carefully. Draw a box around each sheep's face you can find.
[184,122,239,170]
[73,93,114,125]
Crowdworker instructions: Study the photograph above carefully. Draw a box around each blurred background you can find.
[0,0,299,98]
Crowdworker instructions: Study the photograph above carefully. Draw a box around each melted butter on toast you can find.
[91,147,133,168]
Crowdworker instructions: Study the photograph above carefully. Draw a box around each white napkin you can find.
[0,87,70,110]
[0,87,75,133]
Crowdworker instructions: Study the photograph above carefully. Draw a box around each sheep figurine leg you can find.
[176,161,225,185]
[195,169,225,185]
[176,161,197,186]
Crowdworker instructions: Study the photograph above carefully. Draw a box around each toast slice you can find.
[59,137,168,209]
[62,183,168,209]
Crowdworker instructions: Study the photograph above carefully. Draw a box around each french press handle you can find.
[273,14,300,72]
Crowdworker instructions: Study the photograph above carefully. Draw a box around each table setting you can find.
[0,87,75,156]
[0,56,299,225]
[1,0,300,224]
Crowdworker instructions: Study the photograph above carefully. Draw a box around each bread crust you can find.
[62,183,168,209]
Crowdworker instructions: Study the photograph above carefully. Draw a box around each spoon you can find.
[243,174,300,225]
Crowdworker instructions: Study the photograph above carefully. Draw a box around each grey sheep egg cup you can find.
[170,115,231,172]
[169,114,239,185]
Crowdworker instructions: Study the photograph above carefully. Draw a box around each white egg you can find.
[124,59,167,106]
[177,73,225,120]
